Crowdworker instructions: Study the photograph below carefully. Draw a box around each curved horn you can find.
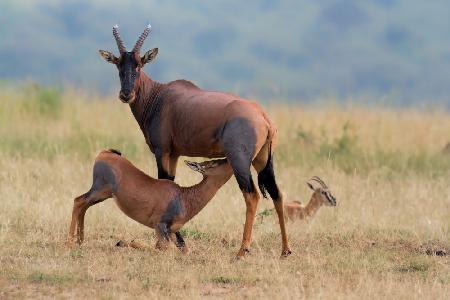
[133,24,152,54]
[112,25,126,54]
[310,176,328,189]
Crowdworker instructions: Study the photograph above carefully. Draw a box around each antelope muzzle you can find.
[119,90,135,103]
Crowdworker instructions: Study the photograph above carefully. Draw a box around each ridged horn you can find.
[112,25,126,54]
[133,24,152,54]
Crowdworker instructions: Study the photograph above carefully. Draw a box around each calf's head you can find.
[306,176,337,206]
[184,159,230,176]
[99,25,158,103]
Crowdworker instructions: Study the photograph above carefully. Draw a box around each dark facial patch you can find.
[117,52,140,97]
[219,118,257,194]
[160,194,183,225]
[324,191,337,206]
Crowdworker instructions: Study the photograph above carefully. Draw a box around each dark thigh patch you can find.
[92,161,118,193]
[160,195,183,225]
[218,117,256,158]
[219,117,257,193]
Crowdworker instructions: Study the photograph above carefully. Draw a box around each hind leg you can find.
[272,195,291,257]
[253,146,291,257]
[238,186,260,257]
[226,153,260,258]
[67,195,87,247]
[221,118,262,258]
[67,189,111,247]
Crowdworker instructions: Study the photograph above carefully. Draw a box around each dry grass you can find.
[0,88,449,299]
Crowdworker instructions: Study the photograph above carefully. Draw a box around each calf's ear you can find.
[306,182,315,191]
[99,50,119,64]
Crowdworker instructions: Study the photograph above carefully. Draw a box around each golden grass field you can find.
[0,86,449,299]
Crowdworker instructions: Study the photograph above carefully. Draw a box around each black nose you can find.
[120,89,131,97]
[119,90,133,102]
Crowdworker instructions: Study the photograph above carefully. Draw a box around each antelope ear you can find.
[141,48,158,65]
[184,160,203,173]
[306,182,315,191]
[99,50,119,64]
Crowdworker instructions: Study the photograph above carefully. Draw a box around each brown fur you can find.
[67,150,234,253]
[130,72,290,258]
[99,26,291,258]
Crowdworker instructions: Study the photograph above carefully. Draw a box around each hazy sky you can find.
[1,0,450,105]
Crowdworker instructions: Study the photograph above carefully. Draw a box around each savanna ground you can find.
[0,86,449,299]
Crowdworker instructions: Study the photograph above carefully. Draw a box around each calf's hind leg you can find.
[68,161,115,246]
[67,187,112,247]
[67,194,87,246]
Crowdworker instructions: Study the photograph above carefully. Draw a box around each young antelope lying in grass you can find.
[284,176,336,221]
[67,149,233,253]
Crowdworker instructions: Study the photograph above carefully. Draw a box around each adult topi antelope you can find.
[98,25,291,258]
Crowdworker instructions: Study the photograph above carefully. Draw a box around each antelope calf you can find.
[284,177,336,221]
[67,149,233,253]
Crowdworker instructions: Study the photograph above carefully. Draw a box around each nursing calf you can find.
[67,149,233,253]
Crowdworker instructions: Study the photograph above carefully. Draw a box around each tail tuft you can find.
[257,150,280,200]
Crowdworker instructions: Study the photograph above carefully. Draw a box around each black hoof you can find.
[281,249,292,258]
[234,248,251,260]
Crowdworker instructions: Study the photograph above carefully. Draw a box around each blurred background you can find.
[0,0,449,105]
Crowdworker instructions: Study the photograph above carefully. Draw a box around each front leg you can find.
[155,150,174,181]
[155,223,171,251]
[168,155,179,181]
[170,231,188,254]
